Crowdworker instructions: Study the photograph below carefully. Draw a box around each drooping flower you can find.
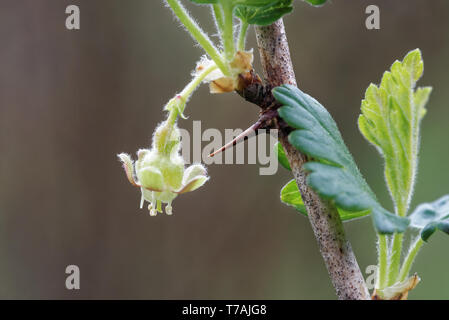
[117,59,218,216]
[118,118,208,216]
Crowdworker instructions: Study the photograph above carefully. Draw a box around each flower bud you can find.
[196,51,254,94]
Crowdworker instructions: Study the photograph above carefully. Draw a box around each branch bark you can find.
[254,20,370,300]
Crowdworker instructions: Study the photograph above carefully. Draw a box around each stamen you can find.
[140,194,145,209]
[166,203,173,216]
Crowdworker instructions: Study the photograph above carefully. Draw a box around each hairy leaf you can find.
[359,49,432,216]
[274,85,410,234]
[410,195,449,241]
[188,0,292,26]
[281,179,370,221]
[235,0,293,26]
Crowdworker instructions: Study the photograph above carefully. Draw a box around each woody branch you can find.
[248,19,370,300]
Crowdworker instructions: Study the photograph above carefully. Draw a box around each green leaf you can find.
[359,49,432,217]
[275,142,291,171]
[281,179,371,221]
[303,0,327,6]
[410,195,449,241]
[235,0,293,26]
[188,0,291,26]
[274,84,410,234]
[281,180,307,215]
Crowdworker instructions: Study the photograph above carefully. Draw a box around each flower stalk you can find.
[165,0,229,75]
[398,237,424,282]
[237,21,249,51]
[377,235,388,289]
[212,4,225,38]
[221,1,236,61]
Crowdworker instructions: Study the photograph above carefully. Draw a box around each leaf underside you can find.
[235,0,293,26]
[274,84,410,234]
[410,195,449,241]
[188,0,327,26]
[188,0,294,26]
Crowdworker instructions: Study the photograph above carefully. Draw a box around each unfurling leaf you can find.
[359,49,432,216]
[274,85,410,234]
[409,195,449,241]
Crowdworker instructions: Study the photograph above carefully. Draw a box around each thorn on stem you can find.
[209,124,258,157]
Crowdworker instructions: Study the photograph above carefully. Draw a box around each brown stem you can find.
[254,20,370,300]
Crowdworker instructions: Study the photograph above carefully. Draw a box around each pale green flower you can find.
[118,122,208,216]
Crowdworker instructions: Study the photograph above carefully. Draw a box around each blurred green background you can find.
[0,0,448,299]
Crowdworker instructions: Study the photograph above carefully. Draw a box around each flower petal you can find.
[196,56,223,83]
[117,153,139,187]
[182,164,207,185]
[177,176,209,194]
[139,166,165,192]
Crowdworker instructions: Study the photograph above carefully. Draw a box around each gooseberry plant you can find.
[118,0,449,299]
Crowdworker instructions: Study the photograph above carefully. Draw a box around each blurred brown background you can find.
[0,0,448,299]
